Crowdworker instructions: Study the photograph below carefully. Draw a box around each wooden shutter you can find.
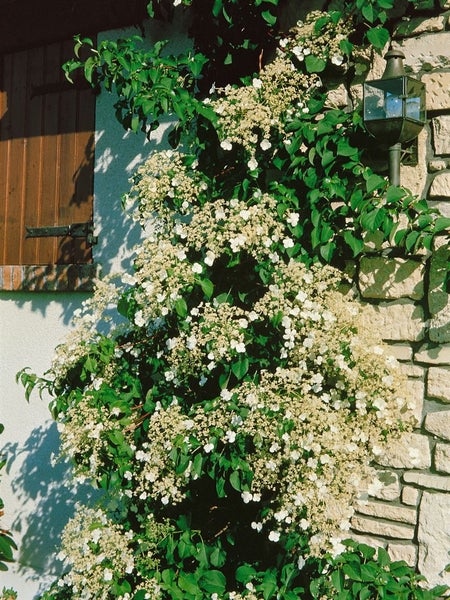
[0,39,95,266]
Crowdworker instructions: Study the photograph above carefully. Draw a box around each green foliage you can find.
[310,540,449,599]
[64,35,213,136]
[0,424,16,572]
[24,1,450,599]
[0,589,18,600]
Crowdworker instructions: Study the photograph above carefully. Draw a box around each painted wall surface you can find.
[0,17,189,597]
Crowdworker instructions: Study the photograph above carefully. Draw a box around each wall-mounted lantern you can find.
[363,47,426,186]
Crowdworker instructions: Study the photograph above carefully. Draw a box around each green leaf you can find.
[261,10,277,25]
[434,216,450,233]
[236,564,257,583]
[366,26,390,50]
[199,278,214,299]
[305,55,327,73]
[343,230,364,257]
[365,173,385,193]
[361,3,375,22]
[200,570,227,594]
[229,470,241,492]
[231,357,249,380]
[210,547,226,568]
[174,297,188,318]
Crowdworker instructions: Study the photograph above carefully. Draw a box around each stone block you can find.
[361,300,425,342]
[417,492,450,587]
[428,159,449,172]
[377,433,431,469]
[400,128,427,198]
[415,344,450,365]
[400,363,423,378]
[434,443,450,473]
[349,533,386,549]
[403,471,450,492]
[405,378,424,424]
[424,410,450,440]
[427,367,450,403]
[387,344,413,361]
[402,485,421,506]
[432,116,450,155]
[355,500,417,525]
[370,470,400,501]
[359,257,425,300]
[429,172,450,198]
[387,542,418,567]
[351,515,415,540]
[399,33,450,73]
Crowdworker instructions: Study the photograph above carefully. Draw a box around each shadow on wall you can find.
[4,423,98,587]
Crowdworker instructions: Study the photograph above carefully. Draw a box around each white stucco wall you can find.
[0,16,189,597]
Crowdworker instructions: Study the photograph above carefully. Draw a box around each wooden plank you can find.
[0,53,11,264]
[22,45,44,264]
[38,40,62,264]
[3,49,27,265]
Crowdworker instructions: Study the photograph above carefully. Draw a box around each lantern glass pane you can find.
[405,78,426,123]
[363,77,404,121]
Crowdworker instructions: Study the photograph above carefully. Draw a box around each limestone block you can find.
[370,470,400,501]
[361,300,425,342]
[359,257,424,300]
[402,485,421,506]
[351,515,415,539]
[387,542,418,567]
[400,128,427,198]
[395,15,446,38]
[427,367,450,403]
[403,471,450,492]
[417,492,450,587]
[349,533,385,549]
[429,173,450,198]
[424,410,450,440]
[415,344,450,365]
[428,159,449,172]
[432,116,450,155]
[355,500,417,525]
[387,344,413,361]
[398,33,450,73]
[377,432,431,469]
[434,443,450,473]
[405,378,424,424]
[400,363,424,378]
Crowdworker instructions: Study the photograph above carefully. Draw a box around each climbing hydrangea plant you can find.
[20,0,450,598]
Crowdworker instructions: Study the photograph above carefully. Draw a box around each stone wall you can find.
[347,10,450,585]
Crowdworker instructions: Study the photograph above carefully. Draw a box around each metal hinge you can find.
[25,221,98,245]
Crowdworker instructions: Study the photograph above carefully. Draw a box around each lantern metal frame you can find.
[363,47,426,186]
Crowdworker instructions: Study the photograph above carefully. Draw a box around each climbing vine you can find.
[19,0,450,599]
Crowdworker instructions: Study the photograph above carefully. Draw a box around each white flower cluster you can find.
[280,11,353,73]
[125,149,206,226]
[111,261,411,555]
[57,394,131,483]
[186,193,285,263]
[56,506,137,599]
[50,277,123,386]
[164,301,250,387]
[207,11,350,162]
